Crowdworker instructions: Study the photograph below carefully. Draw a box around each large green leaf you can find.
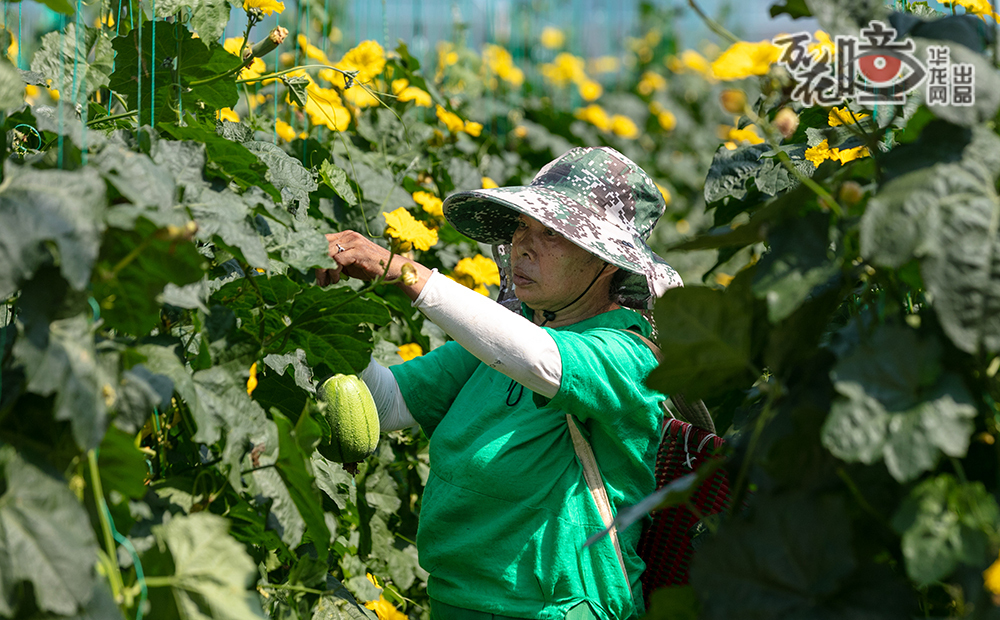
[320,160,359,206]
[703,144,769,204]
[691,493,855,618]
[12,314,115,450]
[162,120,278,199]
[30,23,113,106]
[820,326,977,482]
[891,475,999,586]
[752,211,840,323]
[273,410,330,555]
[0,445,100,616]
[647,285,757,401]
[92,218,207,337]
[92,141,178,212]
[142,512,266,620]
[245,141,318,216]
[0,61,24,112]
[311,577,378,620]
[109,21,239,125]
[861,124,1000,354]
[281,286,393,375]
[0,164,106,296]
[97,425,150,499]
[188,186,270,269]
[154,0,232,43]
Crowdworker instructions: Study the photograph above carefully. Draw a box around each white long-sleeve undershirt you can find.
[361,270,564,431]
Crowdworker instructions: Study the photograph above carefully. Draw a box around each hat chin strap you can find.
[538,263,609,327]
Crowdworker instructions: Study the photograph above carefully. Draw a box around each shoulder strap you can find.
[625,329,716,434]
[565,414,634,604]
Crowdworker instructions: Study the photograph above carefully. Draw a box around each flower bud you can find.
[400,263,419,286]
[838,181,865,206]
[773,107,799,139]
[719,89,747,114]
[251,26,289,60]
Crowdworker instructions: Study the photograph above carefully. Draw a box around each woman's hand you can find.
[316,231,433,300]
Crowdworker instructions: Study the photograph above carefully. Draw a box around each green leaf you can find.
[188,186,270,269]
[647,286,756,401]
[752,211,840,323]
[97,425,149,499]
[820,326,977,482]
[109,22,239,124]
[92,219,206,336]
[0,164,106,295]
[284,75,310,107]
[861,123,1000,354]
[279,286,392,375]
[691,493,857,618]
[150,139,210,199]
[245,141,318,215]
[30,24,113,105]
[162,119,278,199]
[803,0,888,37]
[320,160,359,206]
[645,586,699,620]
[891,475,1000,586]
[0,60,24,111]
[311,577,378,620]
[0,445,100,616]
[93,142,179,213]
[770,0,812,18]
[273,410,331,555]
[142,512,266,620]
[12,314,114,450]
[703,144,769,204]
[155,0,232,42]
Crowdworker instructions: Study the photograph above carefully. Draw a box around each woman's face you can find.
[510,214,614,315]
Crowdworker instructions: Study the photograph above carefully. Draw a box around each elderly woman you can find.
[321,147,681,620]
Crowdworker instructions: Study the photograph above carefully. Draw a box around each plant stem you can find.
[776,151,844,217]
[86,109,139,127]
[88,450,126,601]
[687,0,739,45]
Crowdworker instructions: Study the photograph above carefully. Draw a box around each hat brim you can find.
[443,187,682,305]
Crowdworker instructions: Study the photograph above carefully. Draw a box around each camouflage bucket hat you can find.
[442,146,682,309]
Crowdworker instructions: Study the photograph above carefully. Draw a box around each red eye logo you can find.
[857,53,903,84]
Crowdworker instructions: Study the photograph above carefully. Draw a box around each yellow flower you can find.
[540,26,566,49]
[397,343,424,362]
[482,44,525,87]
[577,79,603,102]
[325,40,385,90]
[363,574,407,620]
[391,79,432,107]
[667,49,713,78]
[464,120,483,137]
[452,255,500,295]
[243,0,284,15]
[343,83,381,108]
[588,56,620,74]
[724,125,763,145]
[804,139,871,167]
[711,40,781,80]
[654,107,677,131]
[303,83,352,131]
[941,0,1000,20]
[219,107,240,123]
[275,119,306,142]
[611,115,639,139]
[655,182,672,206]
[637,71,667,96]
[6,31,17,60]
[482,176,499,189]
[297,34,330,63]
[413,191,444,217]
[223,37,267,79]
[541,52,587,87]
[384,208,438,251]
[436,105,466,133]
[828,106,870,126]
[809,30,836,60]
[575,104,612,132]
[513,125,528,139]
[24,84,39,104]
[246,363,258,396]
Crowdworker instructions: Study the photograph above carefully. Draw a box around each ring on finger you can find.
[336,243,346,254]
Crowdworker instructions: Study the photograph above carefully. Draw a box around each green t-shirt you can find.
[390,307,663,620]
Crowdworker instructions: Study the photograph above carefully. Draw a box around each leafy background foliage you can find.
[2,0,1000,617]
